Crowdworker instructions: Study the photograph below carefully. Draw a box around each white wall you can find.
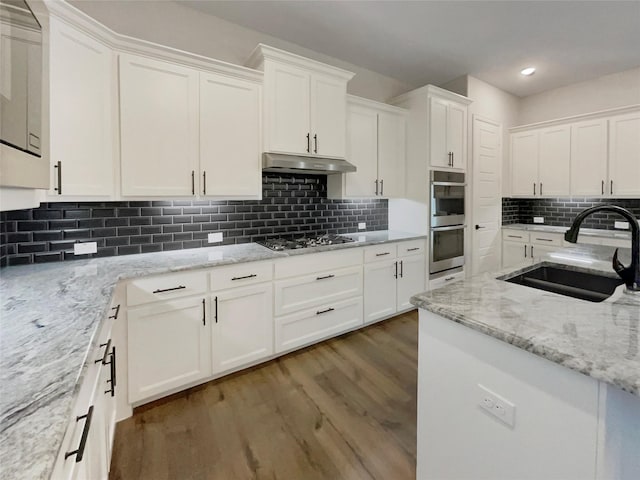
[518,67,640,125]
[68,0,411,102]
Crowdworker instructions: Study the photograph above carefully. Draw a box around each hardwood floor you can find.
[110,311,418,480]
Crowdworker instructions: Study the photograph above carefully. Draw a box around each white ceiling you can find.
[179,0,640,97]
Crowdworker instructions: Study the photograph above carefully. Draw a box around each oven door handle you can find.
[431,181,466,187]
[430,225,466,232]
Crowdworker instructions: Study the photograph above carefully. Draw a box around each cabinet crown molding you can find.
[391,84,473,106]
[347,94,408,115]
[246,43,355,81]
[510,104,640,132]
[45,0,263,82]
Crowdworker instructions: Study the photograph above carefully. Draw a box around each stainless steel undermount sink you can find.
[500,262,625,302]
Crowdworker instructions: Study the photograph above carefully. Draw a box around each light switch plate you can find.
[533,217,544,224]
[74,242,97,255]
[614,221,629,230]
[208,232,223,243]
[358,222,366,230]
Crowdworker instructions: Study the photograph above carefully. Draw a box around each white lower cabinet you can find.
[275,297,363,353]
[363,240,426,324]
[127,297,211,403]
[502,229,565,269]
[211,283,273,373]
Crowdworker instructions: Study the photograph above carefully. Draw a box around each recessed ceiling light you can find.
[520,67,536,76]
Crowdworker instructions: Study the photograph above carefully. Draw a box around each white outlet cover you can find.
[533,217,544,224]
[478,384,516,428]
[614,221,629,230]
[73,242,97,255]
[208,232,223,243]
[358,222,366,230]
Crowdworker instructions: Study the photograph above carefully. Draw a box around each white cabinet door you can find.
[396,254,426,311]
[530,243,558,262]
[511,131,539,196]
[128,297,211,403]
[311,72,347,158]
[212,284,273,373]
[364,259,398,324]
[200,72,261,197]
[49,19,113,197]
[119,54,198,196]
[429,97,449,168]
[264,62,310,155]
[378,110,406,198]
[608,112,640,196]
[571,119,607,196]
[502,241,528,269]
[447,102,466,169]
[345,105,378,197]
[538,125,570,196]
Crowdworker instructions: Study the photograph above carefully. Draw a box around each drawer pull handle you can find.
[202,299,206,326]
[376,252,390,256]
[214,296,218,323]
[108,304,121,320]
[407,247,420,252]
[507,235,522,239]
[231,274,257,281]
[316,307,335,315]
[105,347,116,397]
[316,274,335,280]
[444,276,455,282]
[153,285,186,294]
[65,406,94,462]
[536,238,554,242]
[95,339,111,365]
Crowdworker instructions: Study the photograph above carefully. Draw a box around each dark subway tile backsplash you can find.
[502,197,640,229]
[0,174,388,267]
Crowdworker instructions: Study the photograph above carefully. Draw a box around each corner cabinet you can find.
[327,96,407,199]
[48,16,114,198]
[247,44,354,159]
[391,85,471,202]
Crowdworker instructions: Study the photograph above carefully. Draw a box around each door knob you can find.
[475,225,485,230]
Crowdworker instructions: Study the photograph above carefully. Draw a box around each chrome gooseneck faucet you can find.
[564,205,640,291]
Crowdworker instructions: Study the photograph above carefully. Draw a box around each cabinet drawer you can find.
[502,230,529,243]
[530,232,563,246]
[126,271,208,306]
[274,248,362,279]
[601,237,631,248]
[210,261,273,291]
[364,243,398,263]
[275,297,363,353]
[274,265,363,316]
[429,271,464,290]
[397,239,426,258]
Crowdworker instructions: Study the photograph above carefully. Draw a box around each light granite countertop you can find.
[504,223,633,240]
[0,230,424,480]
[411,244,640,397]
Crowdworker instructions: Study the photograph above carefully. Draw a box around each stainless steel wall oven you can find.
[430,170,465,275]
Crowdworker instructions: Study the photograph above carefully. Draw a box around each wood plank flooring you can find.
[109,311,418,480]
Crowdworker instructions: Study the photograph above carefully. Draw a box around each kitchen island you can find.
[0,230,425,480]
[411,245,639,480]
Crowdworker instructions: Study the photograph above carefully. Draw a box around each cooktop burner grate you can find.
[257,234,355,251]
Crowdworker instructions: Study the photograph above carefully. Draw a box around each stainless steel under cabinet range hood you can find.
[262,153,356,175]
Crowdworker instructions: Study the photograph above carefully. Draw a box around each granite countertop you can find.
[0,230,425,480]
[504,223,633,240]
[411,244,640,397]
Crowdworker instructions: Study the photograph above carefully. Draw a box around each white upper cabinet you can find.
[119,53,198,196]
[199,72,261,197]
[608,112,640,196]
[48,18,113,197]
[510,126,570,197]
[247,44,354,159]
[429,96,468,170]
[570,119,607,196]
[327,96,407,199]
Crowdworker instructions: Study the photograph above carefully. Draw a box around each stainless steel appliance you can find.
[257,233,355,251]
[430,170,466,275]
[262,152,356,175]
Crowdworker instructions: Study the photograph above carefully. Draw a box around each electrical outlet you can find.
[74,242,97,255]
[478,384,516,427]
[533,217,544,224]
[614,221,629,230]
[208,232,223,243]
[358,222,366,230]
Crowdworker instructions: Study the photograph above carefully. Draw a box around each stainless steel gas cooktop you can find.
[257,234,355,251]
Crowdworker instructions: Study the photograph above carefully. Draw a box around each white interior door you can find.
[472,116,502,275]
